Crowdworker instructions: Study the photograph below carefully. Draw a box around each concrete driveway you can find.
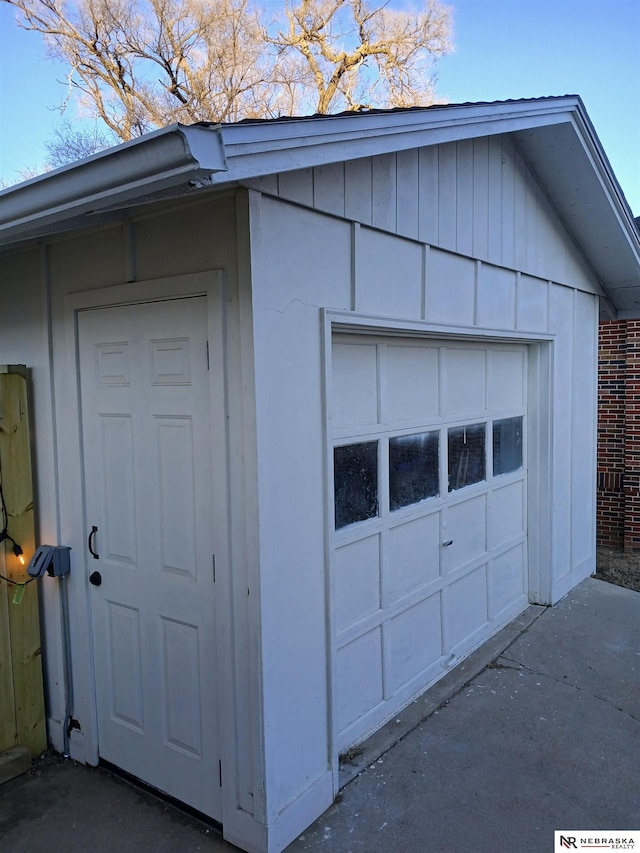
[1,577,638,853]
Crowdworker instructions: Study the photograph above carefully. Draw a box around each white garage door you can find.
[331,334,528,751]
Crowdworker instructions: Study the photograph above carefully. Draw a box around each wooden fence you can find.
[0,366,46,759]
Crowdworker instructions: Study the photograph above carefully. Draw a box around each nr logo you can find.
[560,838,578,850]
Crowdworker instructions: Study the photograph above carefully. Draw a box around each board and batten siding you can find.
[246,134,600,293]
[247,141,598,818]
[0,195,263,837]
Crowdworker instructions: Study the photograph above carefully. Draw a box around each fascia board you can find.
[570,107,640,242]
[514,106,640,302]
[0,125,227,246]
[216,98,580,181]
[220,97,580,152]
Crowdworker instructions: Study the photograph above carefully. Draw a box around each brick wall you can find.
[597,319,640,550]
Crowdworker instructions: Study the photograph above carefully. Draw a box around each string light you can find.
[0,476,31,585]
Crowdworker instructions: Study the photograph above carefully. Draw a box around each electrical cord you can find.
[0,476,33,586]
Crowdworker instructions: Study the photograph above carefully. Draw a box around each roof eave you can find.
[0,124,227,247]
[215,96,583,181]
[0,96,637,318]
[510,102,640,316]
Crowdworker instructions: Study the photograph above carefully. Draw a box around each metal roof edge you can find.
[0,124,227,246]
[569,102,640,246]
[216,96,584,179]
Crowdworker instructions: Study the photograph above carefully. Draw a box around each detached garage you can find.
[0,96,638,853]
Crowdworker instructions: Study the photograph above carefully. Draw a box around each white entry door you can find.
[78,296,222,819]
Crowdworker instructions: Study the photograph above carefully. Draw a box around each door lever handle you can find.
[442,539,454,547]
[88,525,99,560]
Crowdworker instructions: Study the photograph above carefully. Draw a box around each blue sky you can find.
[1,0,639,213]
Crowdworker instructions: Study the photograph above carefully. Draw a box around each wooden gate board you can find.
[0,366,46,758]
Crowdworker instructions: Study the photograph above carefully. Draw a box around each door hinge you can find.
[212,554,216,583]
[219,759,222,787]
[206,340,210,370]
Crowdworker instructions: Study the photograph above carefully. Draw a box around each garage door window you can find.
[493,416,523,475]
[389,431,439,510]
[334,442,378,529]
[447,423,486,492]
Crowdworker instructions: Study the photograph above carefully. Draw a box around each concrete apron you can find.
[0,578,638,853]
[288,577,640,852]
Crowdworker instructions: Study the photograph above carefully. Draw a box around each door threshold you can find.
[99,759,224,836]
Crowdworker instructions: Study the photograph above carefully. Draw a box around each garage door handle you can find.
[88,525,99,560]
[442,539,454,547]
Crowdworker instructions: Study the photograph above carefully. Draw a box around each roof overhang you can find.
[0,96,638,317]
[0,124,227,245]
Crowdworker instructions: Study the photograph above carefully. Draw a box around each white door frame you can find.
[54,272,233,817]
[321,309,555,785]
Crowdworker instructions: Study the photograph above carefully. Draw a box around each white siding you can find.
[262,134,601,292]
[249,182,598,772]
[248,200,351,821]
[0,196,264,846]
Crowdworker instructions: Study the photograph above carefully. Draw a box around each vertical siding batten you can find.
[549,284,575,586]
[438,143,457,251]
[372,153,397,233]
[314,162,346,218]
[418,146,439,244]
[473,259,481,327]
[487,135,504,263]
[455,140,474,257]
[500,136,516,270]
[344,158,373,225]
[351,222,360,313]
[513,145,529,271]
[472,137,489,260]
[421,243,429,321]
[571,290,598,572]
[396,149,420,240]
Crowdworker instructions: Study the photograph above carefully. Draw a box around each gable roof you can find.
[1,96,638,317]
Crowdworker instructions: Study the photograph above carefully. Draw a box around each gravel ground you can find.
[595,545,640,593]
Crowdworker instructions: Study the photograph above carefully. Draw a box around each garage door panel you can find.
[441,494,487,574]
[489,480,525,548]
[444,565,489,651]
[442,349,486,416]
[332,343,379,429]
[336,630,383,732]
[489,543,526,618]
[386,513,440,603]
[385,345,439,423]
[488,349,526,410]
[334,535,381,633]
[388,596,442,693]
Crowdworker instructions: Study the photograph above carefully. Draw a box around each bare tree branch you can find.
[3,0,453,144]
[269,0,452,113]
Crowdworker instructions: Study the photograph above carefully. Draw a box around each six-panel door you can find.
[78,297,222,819]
